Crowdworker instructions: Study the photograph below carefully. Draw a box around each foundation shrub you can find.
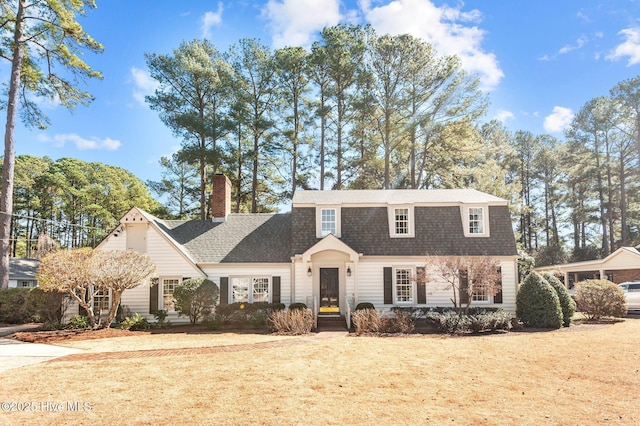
[268,308,314,335]
[427,310,512,334]
[214,302,285,328]
[516,271,563,329]
[67,315,91,329]
[355,302,375,311]
[574,279,627,320]
[352,309,415,335]
[120,313,151,331]
[25,288,68,324]
[0,288,32,324]
[288,302,307,311]
[541,272,576,326]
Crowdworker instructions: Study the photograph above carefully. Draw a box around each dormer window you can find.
[469,207,484,234]
[388,205,414,238]
[316,206,341,238]
[463,205,489,237]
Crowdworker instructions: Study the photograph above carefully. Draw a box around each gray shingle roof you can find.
[10,258,40,279]
[293,188,507,205]
[154,214,292,263]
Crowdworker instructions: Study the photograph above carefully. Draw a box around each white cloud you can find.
[201,2,224,39]
[360,0,503,91]
[543,106,574,133]
[263,0,342,48]
[558,36,587,54]
[39,133,121,151]
[606,27,640,65]
[494,110,514,122]
[130,67,159,106]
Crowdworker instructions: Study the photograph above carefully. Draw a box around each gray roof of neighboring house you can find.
[153,214,292,263]
[10,258,40,280]
[292,188,507,205]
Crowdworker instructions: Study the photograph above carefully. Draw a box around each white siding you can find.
[353,256,518,314]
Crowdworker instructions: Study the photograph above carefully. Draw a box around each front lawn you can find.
[0,319,638,425]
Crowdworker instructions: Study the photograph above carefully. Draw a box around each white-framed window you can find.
[316,206,341,238]
[162,278,181,311]
[19,280,37,288]
[395,208,409,235]
[231,276,271,304]
[388,205,415,238]
[469,207,484,234]
[395,267,414,303]
[471,287,489,302]
[93,288,110,312]
[462,205,489,237]
[321,208,336,236]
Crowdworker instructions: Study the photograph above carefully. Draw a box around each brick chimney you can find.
[212,174,231,222]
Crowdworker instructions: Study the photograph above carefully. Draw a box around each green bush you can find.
[541,272,576,327]
[0,288,33,324]
[427,311,472,333]
[355,302,375,311]
[214,303,284,328]
[173,278,219,324]
[120,313,151,331]
[151,309,171,328]
[67,315,91,329]
[268,308,314,335]
[288,302,307,310]
[574,279,627,320]
[25,288,68,324]
[516,271,563,329]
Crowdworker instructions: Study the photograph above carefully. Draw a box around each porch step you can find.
[316,315,348,331]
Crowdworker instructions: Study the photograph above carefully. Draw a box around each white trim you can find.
[316,205,341,238]
[461,205,490,237]
[228,275,273,304]
[393,266,416,304]
[160,276,182,312]
[388,205,415,238]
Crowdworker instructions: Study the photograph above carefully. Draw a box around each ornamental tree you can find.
[91,250,156,328]
[36,248,101,327]
[173,278,219,324]
[424,255,501,315]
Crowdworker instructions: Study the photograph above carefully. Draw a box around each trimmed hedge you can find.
[426,310,512,334]
[516,271,563,329]
[355,302,375,311]
[541,272,576,327]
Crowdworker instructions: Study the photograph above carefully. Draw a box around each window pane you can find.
[253,278,270,303]
[321,209,336,236]
[469,208,484,234]
[395,268,413,302]
[163,279,180,310]
[93,289,110,312]
[232,278,250,303]
[395,208,409,235]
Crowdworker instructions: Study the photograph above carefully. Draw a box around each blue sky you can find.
[10,0,640,183]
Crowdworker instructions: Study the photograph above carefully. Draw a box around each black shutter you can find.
[149,278,159,313]
[416,266,426,304]
[459,269,469,304]
[220,277,229,305]
[384,267,393,304]
[494,267,503,304]
[272,276,281,303]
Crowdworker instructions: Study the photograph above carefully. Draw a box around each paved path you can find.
[0,324,83,373]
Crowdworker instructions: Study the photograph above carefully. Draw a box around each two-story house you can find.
[97,174,518,322]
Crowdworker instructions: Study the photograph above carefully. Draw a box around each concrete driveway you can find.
[0,324,83,373]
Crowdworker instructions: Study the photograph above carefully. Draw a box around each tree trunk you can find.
[0,0,26,288]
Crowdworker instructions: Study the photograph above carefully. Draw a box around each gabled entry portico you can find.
[294,234,362,316]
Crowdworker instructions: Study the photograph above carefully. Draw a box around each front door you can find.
[319,268,339,313]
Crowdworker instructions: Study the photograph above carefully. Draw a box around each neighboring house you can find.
[8,258,40,288]
[97,174,519,322]
[535,246,640,290]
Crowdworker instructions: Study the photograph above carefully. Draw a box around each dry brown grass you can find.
[1,319,639,425]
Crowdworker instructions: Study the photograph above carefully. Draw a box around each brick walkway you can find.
[49,331,347,363]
